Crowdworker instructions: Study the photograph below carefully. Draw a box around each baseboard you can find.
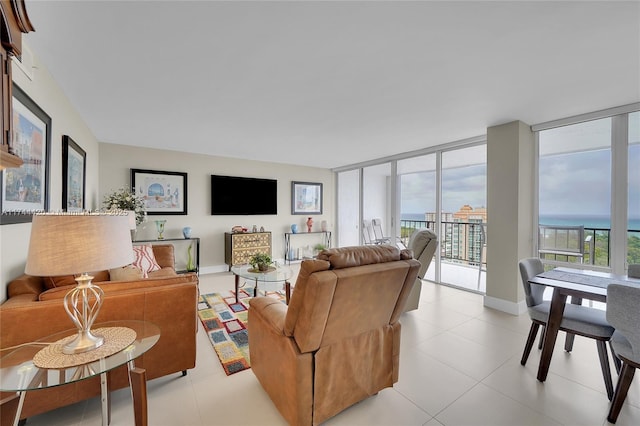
[483,295,527,316]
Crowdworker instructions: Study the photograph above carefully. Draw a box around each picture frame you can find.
[1,85,51,225]
[62,135,86,212]
[131,168,187,215]
[291,181,323,215]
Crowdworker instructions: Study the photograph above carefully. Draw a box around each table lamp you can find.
[25,213,133,354]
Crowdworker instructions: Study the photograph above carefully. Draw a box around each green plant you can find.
[314,243,327,252]
[249,253,272,271]
[103,186,146,225]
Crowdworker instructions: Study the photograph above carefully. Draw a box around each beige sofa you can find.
[248,245,420,425]
[0,244,198,423]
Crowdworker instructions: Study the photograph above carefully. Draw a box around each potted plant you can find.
[314,243,327,256]
[249,253,272,272]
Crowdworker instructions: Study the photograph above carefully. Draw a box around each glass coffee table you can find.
[231,264,293,304]
[0,320,160,426]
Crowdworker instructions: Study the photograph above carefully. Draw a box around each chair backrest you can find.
[283,245,419,353]
[628,264,640,278]
[607,284,640,361]
[518,258,545,307]
[362,220,374,244]
[371,218,387,240]
[408,229,438,279]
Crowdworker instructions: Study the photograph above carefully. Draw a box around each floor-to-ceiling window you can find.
[628,111,640,267]
[440,145,487,291]
[535,108,639,274]
[397,154,437,281]
[337,169,360,247]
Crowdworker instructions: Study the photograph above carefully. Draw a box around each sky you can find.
[400,144,639,220]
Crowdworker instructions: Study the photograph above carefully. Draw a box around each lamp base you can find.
[62,329,105,354]
[63,273,105,354]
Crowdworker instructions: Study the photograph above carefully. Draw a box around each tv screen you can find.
[211,175,278,215]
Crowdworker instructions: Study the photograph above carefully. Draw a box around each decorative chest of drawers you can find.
[224,232,272,267]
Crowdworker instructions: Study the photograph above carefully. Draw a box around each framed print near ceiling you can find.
[131,168,188,215]
[291,181,323,215]
[62,135,86,212]
[1,85,51,225]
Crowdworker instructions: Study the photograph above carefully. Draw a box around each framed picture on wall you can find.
[291,181,323,215]
[62,135,86,212]
[131,168,188,215]
[0,85,51,225]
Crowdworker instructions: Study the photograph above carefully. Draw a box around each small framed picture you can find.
[131,168,187,215]
[62,135,86,212]
[291,181,322,215]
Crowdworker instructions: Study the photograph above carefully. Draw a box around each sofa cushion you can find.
[43,270,110,289]
[109,264,144,281]
[132,244,161,277]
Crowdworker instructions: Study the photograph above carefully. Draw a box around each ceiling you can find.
[22,1,640,169]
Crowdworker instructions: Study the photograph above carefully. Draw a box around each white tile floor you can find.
[22,269,640,426]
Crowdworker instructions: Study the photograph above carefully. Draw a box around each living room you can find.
[1,1,640,425]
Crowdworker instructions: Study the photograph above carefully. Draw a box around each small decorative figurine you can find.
[306,217,313,232]
[252,224,258,233]
[260,226,265,232]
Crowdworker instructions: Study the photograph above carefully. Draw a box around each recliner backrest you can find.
[283,245,419,353]
[519,258,545,307]
[408,229,438,279]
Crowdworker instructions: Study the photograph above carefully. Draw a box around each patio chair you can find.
[371,218,391,244]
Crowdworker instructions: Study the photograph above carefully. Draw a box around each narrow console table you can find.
[134,238,200,274]
[284,231,331,264]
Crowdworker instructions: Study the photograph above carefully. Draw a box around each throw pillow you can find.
[109,264,144,281]
[132,244,161,278]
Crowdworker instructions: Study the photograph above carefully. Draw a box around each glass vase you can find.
[155,220,166,240]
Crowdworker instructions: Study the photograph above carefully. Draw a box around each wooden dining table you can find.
[528,267,640,382]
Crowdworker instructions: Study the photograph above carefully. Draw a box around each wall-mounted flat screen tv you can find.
[211,175,278,215]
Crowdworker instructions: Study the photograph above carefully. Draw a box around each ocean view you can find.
[401,213,640,231]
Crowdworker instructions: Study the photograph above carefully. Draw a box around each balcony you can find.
[401,219,640,294]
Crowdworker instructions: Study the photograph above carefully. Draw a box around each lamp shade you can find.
[25,213,134,276]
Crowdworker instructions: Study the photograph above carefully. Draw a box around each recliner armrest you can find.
[249,297,287,334]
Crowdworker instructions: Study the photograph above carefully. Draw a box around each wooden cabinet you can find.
[0,0,34,170]
[225,232,272,268]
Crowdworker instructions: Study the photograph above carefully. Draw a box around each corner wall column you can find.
[484,120,535,315]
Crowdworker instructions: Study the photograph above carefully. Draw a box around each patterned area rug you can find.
[197,289,285,375]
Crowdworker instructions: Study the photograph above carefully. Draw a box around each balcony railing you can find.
[401,220,640,268]
[400,220,486,268]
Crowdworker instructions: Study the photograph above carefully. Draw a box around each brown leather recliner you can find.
[248,245,420,425]
[404,228,439,311]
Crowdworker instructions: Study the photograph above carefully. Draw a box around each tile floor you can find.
[22,269,640,426]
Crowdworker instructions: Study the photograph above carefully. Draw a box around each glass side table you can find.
[0,320,160,426]
[231,263,293,304]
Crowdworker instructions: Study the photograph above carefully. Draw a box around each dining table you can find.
[528,266,640,382]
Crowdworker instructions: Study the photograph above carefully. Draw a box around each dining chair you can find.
[606,283,640,423]
[518,258,615,400]
[628,264,640,278]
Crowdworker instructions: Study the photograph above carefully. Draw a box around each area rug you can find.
[197,289,285,375]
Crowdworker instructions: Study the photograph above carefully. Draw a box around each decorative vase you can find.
[291,224,298,233]
[182,226,192,239]
[321,220,328,232]
[186,243,196,272]
[155,220,166,240]
[306,217,313,232]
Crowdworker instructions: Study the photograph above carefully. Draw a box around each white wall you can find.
[99,143,334,273]
[0,51,102,303]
